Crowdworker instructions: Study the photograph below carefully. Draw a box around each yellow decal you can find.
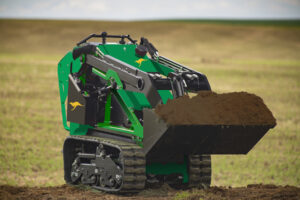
[69,101,84,111]
[135,58,146,67]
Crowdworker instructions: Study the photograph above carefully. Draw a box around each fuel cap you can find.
[135,45,147,57]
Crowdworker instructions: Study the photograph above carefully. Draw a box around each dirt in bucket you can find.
[155,91,276,126]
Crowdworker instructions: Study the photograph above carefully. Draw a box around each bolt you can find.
[109,178,115,186]
[115,174,122,181]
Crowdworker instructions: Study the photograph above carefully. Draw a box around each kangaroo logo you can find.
[135,58,146,67]
[69,101,83,111]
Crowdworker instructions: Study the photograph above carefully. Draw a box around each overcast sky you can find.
[0,0,300,20]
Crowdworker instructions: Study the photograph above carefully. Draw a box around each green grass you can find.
[0,55,65,186]
[0,19,299,188]
[174,191,191,200]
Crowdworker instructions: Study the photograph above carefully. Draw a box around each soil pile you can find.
[0,185,102,200]
[0,184,299,200]
[155,91,276,126]
[188,184,300,200]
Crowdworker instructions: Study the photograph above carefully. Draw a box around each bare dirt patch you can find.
[188,184,300,200]
[1,184,299,200]
[155,91,276,126]
[0,184,175,200]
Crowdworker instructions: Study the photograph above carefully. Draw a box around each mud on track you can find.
[1,184,299,200]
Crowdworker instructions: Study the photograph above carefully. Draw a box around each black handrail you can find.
[77,32,137,46]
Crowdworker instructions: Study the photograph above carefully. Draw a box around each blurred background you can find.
[0,0,299,187]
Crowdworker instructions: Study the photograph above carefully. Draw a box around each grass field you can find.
[0,19,299,188]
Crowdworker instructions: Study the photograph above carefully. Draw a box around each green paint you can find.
[98,44,175,76]
[97,44,174,110]
[97,123,134,134]
[69,122,91,135]
[158,90,173,104]
[92,67,143,141]
[57,41,196,179]
[114,90,143,140]
[79,74,86,86]
[57,52,72,131]
[58,44,174,140]
[146,157,189,183]
[116,90,134,108]
[151,60,174,76]
[58,45,173,139]
[125,91,151,110]
[92,68,123,88]
[58,52,91,134]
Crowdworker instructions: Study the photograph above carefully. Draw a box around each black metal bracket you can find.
[140,37,158,59]
[77,32,137,46]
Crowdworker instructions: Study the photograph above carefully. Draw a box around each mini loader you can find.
[58,32,276,192]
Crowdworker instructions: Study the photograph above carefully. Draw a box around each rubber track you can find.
[188,155,211,188]
[70,135,146,193]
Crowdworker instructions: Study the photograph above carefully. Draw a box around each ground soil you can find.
[0,184,299,200]
[155,91,276,126]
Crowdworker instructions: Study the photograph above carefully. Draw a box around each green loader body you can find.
[57,33,275,192]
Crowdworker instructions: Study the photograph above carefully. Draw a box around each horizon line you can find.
[1,17,300,22]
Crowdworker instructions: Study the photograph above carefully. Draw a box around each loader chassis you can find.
[58,33,273,192]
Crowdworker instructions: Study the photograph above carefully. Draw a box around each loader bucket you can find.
[142,92,276,159]
[143,109,274,157]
